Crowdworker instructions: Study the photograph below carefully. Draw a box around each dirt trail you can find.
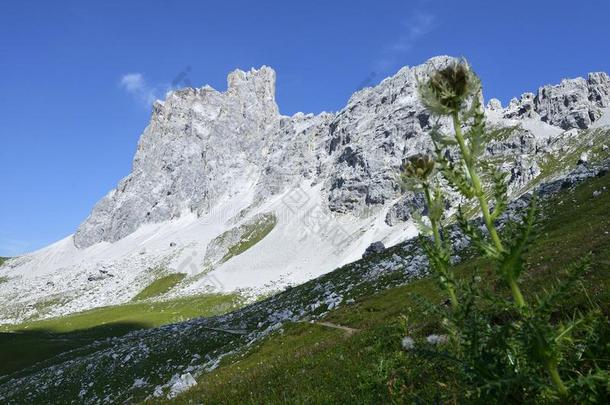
[201,327,248,335]
[310,321,359,336]
[202,321,360,337]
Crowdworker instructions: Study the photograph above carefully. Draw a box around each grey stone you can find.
[385,192,426,226]
[362,241,385,258]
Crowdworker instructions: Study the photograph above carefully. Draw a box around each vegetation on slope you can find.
[221,212,277,263]
[166,169,610,404]
[133,273,187,301]
[0,293,241,377]
[200,212,278,275]
[0,229,425,402]
[536,127,610,186]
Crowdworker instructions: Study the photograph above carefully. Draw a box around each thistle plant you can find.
[400,154,457,307]
[400,60,609,401]
[420,61,527,308]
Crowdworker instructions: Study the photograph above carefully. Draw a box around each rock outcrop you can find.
[500,72,610,129]
[362,241,385,258]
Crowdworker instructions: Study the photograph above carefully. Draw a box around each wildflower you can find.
[401,154,435,182]
[426,334,448,345]
[401,336,415,350]
[418,60,480,115]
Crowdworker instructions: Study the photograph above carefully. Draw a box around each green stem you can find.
[424,186,443,252]
[508,277,526,309]
[446,280,458,309]
[451,113,503,252]
[547,360,568,397]
[424,185,458,308]
[451,112,527,308]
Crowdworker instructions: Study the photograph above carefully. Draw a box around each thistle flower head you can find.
[418,60,480,115]
[401,336,415,350]
[401,154,435,182]
[426,334,449,345]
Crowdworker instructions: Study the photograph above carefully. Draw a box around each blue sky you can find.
[1,0,609,256]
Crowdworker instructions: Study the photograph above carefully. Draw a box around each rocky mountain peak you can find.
[74,66,283,249]
[74,58,610,249]
[227,65,275,91]
[226,65,279,116]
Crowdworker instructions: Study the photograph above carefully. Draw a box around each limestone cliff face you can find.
[74,58,610,248]
[75,66,282,247]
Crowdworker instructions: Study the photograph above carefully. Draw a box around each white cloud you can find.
[405,11,435,40]
[374,11,437,72]
[119,73,158,106]
[120,73,145,92]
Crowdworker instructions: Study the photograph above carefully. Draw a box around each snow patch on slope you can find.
[0,180,414,324]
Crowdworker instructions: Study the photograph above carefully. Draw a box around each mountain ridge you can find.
[74,56,610,248]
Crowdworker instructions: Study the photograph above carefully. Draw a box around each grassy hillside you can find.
[222,213,277,263]
[167,170,610,404]
[0,293,241,376]
[0,169,608,403]
[133,273,187,301]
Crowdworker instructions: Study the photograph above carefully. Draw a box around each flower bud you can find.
[418,61,480,115]
[401,154,435,181]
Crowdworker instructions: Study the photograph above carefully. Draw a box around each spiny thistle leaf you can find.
[490,168,509,221]
[397,171,424,192]
[419,234,451,275]
[499,194,538,280]
[412,211,433,236]
[433,143,476,198]
[463,96,488,160]
[428,186,445,223]
[419,233,456,300]
[456,207,500,259]
[430,123,459,146]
